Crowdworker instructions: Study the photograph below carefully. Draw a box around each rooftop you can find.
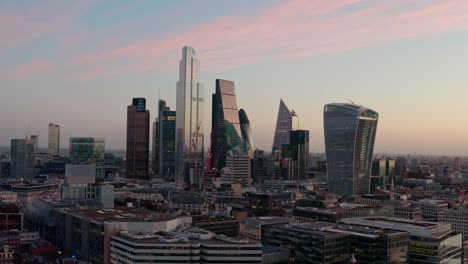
[62,207,177,222]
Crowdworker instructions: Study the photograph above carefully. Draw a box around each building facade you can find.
[324,103,378,196]
[126,98,150,180]
[152,99,169,175]
[211,79,243,172]
[159,110,176,180]
[239,108,254,159]
[69,137,105,181]
[10,139,36,179]
[281,130,309,181]
[175,46,204,183]
[272,99,298,151]
[48,123,60,157]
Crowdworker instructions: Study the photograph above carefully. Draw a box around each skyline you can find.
[2,1,468,155]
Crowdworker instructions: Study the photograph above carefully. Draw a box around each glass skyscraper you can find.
[272,99,297,151]
[239,108,254,159]
[211,79,243,172]
[324,103,378,196]
[175,46,204,183]
[10,139,36,179]
[126,98,150,180]
[69,137,105,181]
[159,110,176,180]
[281,130,309,181]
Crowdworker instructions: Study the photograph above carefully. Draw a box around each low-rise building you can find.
[412,199,448,221]
[439,207,468,240]
[240,217,290,243]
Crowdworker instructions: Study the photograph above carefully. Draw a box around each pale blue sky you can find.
[1,0,468,155]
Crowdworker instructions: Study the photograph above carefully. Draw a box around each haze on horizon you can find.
[2,0,468,156]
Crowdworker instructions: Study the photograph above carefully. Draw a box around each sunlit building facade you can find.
[48,123,60,157]
[324,103,378,196]
[175,46,204,183]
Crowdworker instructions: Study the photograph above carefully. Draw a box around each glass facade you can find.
[212,79,243,171]
[10,139,36,179]
[175,46,204,181]
[239,108,254,159]
[152,100,169,174]
[159,110,176,180]
[69,137,105,180]
[281,130,309,180]
[324,103,378,196]
[126,98,150,180]
[272,99,293,151]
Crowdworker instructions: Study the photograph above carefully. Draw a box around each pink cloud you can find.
[1,59,51,79]
[72,0,468,78]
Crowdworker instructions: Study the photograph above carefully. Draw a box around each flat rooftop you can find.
[63,207,177,222]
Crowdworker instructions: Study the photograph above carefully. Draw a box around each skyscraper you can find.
[48,123,60,156]
[69,137,105,181]
[211,79,243,172]
[239,109,254,159]
[324,103,378,196]
[10,139,36,179]
[159,110,176,180]
[272,99,298,151]
[281,130,309,181]
[175,46,204,183]
[29,135,38,153]
[152,100,169,175]
[126,98,150,180]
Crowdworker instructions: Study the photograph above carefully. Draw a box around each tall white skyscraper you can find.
[175,46,204,184]
[48,123,60,156]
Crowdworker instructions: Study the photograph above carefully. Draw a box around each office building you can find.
[272,99,298,151]
[239,108,254,159]
[110,228,262,264]
[413,199,448,221]
[221,148,251,187]
[0,203,22,231]
[126,98,150,180]
[48,123,60,157]
[57,208,192,264]
[175,46,204,184]
[281,130,309,181]
[69,137,105,181]
[10,139,36,179]
[440,207,468,241]
[211,79,243,172]
[29,135,38,153]
[263,223,350,263]
[152,99,169,174]
[240,217,290,243]
[341,216,462,264]
[324,103,378,196]
[371,159,396,191]
[159,110,177,180]
[193,216,240,237]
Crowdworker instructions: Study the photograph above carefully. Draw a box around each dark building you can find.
[247,192,291,217]
[281,130,309,181]
[263,223,350,264]
[69,137,105,181]
[253,150,274,184]
[0,203,22,231]
[159,110,176,180]
[152,100,169,175]
[211,79,243,172]
[126,98,150,180]
[0,160,10,178]
[193,216,239,237]
[10,139,36,179]
[239,109,254,159]
[324,103,378,196]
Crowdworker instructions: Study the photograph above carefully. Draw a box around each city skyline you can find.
[3,1,468,155]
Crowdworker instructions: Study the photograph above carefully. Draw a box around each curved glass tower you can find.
[324,103,378,196]
[239,108,254,159]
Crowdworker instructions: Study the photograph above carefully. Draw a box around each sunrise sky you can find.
[2,0,468,155]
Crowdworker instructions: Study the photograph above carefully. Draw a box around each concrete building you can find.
[240,217,290,243]
[341,216,462,264]
[110,228,262,264]
[48,123,60,157]
[0,203,22,231]
[412,199,449,221]
[439,207,468,241]
[193,216,240,237]
[10,139,36,179]
[10,183,59,207]
[57,208,192,264]
[221,148,251,187]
